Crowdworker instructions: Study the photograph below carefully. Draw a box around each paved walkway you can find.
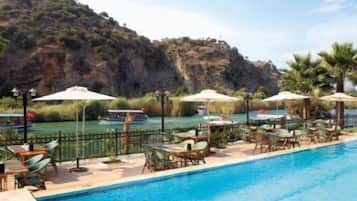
[4,132,357,199]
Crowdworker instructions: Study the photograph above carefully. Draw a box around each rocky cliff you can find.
[0,0,280,97]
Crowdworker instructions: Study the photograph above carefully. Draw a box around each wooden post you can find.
[121,113,135,154]
[58,131,62,163]
[115,128,119,156]
[303,99,310,121]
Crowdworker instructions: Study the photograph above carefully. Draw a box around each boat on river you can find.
[99,109,148,125]
[0,113,32,131]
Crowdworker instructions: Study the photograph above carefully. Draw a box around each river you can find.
[28,109,357,135]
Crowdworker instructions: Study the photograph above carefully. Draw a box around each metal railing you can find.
[0,127,196,162]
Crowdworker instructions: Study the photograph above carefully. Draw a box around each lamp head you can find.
[155,90,161,97]
[29,88,37,97]
[11,87,19,97]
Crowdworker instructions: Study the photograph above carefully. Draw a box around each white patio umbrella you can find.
[320,92,357,102]
[263,91,309,102]
[181,89,240,103]
[33,86,115,172]
[181,89,239,150]
[263,91,310,128]
[320,92,357,127]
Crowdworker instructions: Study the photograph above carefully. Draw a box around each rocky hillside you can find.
[0,0,280,97]
[157,38,280,94]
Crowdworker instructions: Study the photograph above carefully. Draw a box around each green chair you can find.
[152,149,177,170]
[318,128,329,142]
[254,129,269,153]
[142,146,159,173]
[0,146,15,160]
[268,134,284,151]
[16,158,51,190]
[24,154,44,169]
[44,140,59,174]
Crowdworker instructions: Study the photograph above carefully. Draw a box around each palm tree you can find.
[318,42,357,127]
[281,53,333,94]
[0,37,8,56]
[281,53,333,120]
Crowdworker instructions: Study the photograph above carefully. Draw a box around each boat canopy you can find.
[108,109,144,113]
[0,114,24,118]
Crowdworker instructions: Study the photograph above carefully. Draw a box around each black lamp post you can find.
[244,92,253,125]
[155,89,170,132]
[11,87,36,143]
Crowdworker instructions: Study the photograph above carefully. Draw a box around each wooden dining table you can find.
[7,144,47,163]
[0,159,28,191]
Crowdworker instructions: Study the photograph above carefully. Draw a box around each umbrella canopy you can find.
[33,86,115,172]
[263,91,309,102]
[181,89,239,102]
[320,92,357,102]
[33,86,115,101]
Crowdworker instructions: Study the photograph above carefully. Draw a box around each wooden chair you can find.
[142,146,157,173]
[152,150,177,170]
[254,130,270,153]
[187,141,208,165]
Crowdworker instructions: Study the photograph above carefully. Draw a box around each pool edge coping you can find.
[35,134,357,199]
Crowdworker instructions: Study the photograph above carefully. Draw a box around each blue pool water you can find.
[39,141,357,201]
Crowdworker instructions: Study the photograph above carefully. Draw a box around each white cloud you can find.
[310,0,351,14]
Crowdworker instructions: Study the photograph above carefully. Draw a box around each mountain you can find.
[0,0,280,97]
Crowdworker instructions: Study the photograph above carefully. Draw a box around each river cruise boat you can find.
[197,105,209,116]
[0,113,32,131]
[99,109,148,125]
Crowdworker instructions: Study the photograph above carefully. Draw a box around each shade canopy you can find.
[33,86,115,101]
[320,92,357,102]
[263,91,309,102]
[180,89,239,102]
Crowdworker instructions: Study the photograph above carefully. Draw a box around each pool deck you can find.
[4,132,357,199]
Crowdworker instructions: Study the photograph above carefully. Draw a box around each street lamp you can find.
[244,92,253,125]
[11,87,36,143]
[155,89,170,132]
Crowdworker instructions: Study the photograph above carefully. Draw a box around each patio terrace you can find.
[5,132,350,198]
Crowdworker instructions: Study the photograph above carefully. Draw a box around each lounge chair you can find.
[15,158,51,190]
[44,140,59,173]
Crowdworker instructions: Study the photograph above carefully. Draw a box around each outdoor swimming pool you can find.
[39,141,357,201]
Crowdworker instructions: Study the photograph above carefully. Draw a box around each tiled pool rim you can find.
[37,135,357,200]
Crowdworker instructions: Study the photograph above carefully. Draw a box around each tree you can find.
[281,53,333,119]
[0,37,9,56]
[318,42,357,127]
[281,53,333,94]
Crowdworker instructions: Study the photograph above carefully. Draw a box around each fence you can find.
[0,127,196,162]
[330,114,357,128]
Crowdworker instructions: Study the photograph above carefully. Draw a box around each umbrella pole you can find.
[70,104,88,173]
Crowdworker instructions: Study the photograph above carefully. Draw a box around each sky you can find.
[78,0,357,69]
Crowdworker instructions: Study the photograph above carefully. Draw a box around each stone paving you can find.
[4,132,356,199]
